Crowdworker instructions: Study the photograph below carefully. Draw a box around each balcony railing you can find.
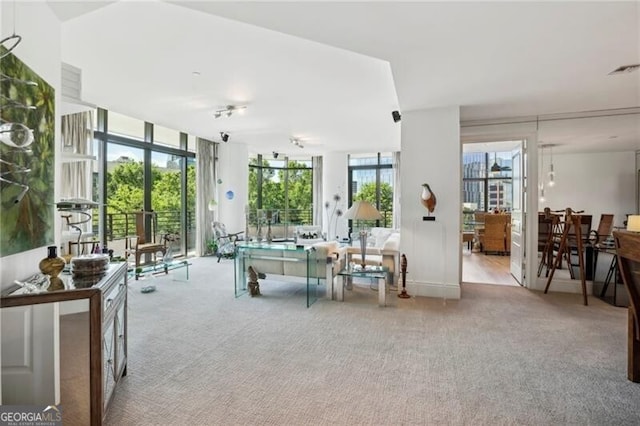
[244,208,393,241]
[78,210,194,259]
[83,208,392,256]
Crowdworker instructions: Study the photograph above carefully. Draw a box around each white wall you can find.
[400,106,461,299]
[539,151,636,228]
[0,1,62,290]
[322,152,349,240]
[217,142,249,235]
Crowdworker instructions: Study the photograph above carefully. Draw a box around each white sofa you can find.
[242,240,346,298]
[348,228,400,285]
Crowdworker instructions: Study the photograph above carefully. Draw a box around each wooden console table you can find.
[1,262,128,425]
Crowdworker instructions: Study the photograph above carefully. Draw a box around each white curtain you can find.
[312,156,323,226]
[60,111,93,200]
[60,111,94,249]
[196,138,218,256]
[393,151,401,230]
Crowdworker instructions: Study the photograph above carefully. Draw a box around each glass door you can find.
[105,144,145,258]
[248,155,313,241]
[150,151,189,258]
[510,144,524,285]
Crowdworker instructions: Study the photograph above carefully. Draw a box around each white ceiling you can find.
[49,0,640,156]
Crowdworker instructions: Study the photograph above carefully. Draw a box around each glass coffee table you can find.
[337,264,389,307]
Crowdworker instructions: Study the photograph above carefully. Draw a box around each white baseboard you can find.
[406,280,461,299]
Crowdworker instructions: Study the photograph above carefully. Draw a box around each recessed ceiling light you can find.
[608,64,640,75]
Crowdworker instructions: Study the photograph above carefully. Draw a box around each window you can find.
[96,109,195,259]
[248,154,313,240]
[187,134,197,153]
[462,151,513,228]
[347,152,394,232]
[153,124,181,149]
[107,111,145,140]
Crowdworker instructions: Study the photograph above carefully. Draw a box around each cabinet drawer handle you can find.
[107,358,113,364]
[106,298,113,307]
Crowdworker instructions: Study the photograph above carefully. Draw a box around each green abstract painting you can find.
[1,46,55,257]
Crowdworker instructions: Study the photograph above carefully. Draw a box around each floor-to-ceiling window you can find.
[248,154,312,240]
[95,109,196,260]
[347,153,394,234]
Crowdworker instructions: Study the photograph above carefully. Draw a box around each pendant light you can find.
[539,145,546,203]
[547,144,555,187]
[490,153,502,173]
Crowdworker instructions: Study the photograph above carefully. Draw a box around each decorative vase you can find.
[48,277,65,292]
[39,246,66,278]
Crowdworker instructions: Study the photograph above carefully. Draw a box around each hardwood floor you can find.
[462,247,519,286]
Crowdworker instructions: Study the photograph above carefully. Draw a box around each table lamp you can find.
[627,215,640,232]
[343,200,383,268]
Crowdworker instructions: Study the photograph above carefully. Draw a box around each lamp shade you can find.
[627,215,640,232]
[343,200,383,221]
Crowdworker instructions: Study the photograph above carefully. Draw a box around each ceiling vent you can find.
[60,62,95,115]
[61,62,82,100]
[608,64,640,75]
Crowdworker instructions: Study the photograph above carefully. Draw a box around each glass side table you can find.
[337,264,389,307]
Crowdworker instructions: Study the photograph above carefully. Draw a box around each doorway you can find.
[461,140,524,286]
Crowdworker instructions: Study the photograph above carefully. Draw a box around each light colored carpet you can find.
[105,256,640,425]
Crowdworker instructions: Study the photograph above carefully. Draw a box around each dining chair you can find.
[590,214,614,246]
[480,214,508,255]
[612,230,640,382]
[125,211,167,278]
[563,214,592,280]
[545,208,589,305]
[537,211,560,277]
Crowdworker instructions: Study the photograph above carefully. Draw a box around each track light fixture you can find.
[220,132,229,143]
[213,105,246,119]
[273,151,279,159]
[290,138,304,149]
